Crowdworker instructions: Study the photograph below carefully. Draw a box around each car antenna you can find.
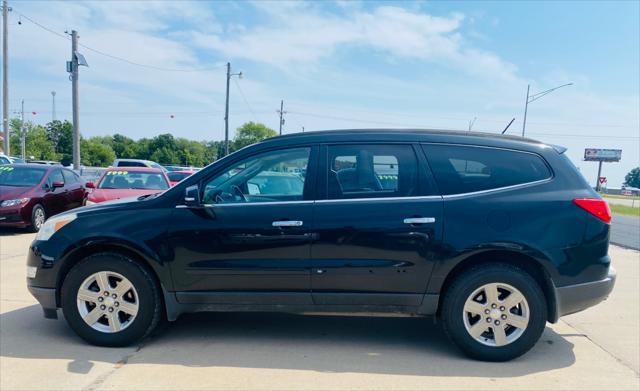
[501,118,516,134]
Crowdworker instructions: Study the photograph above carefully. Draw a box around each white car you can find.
[0,154,11,165]
[112,159,166,171]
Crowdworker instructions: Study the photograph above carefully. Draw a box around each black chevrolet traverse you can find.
[27,129,615,361]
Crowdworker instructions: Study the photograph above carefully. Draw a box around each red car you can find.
[0,164,87,232]
[86,167,170,204]
[167,169,196,186]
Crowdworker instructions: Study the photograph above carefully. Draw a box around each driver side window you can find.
[202,148,310,204]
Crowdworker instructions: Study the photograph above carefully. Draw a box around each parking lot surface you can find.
[1,230,639,390]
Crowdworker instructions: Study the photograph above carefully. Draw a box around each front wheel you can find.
[441,263,547,361]
[28,204,46,233]
[61,253,162,346]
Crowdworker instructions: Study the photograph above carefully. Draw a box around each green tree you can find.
[233,122,277,150]
[9,119,58,161]
[625,167,640,188]
[81,137,116,167]
[111,134,138,158]
[46,120,74,165]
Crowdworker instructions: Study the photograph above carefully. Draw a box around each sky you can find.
[1,0,639,186]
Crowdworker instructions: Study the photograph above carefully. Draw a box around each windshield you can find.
[97,170,169,190]
[0,166,46,187]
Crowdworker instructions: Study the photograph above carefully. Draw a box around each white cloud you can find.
[191,3,517,80]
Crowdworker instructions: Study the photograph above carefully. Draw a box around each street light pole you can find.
[2,0,10,155]
[521,82,573,137]
[224,62,242,156]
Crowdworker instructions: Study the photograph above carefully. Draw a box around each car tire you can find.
[441,263,547,361]
[61,252,162,347]
[28,204,46,233]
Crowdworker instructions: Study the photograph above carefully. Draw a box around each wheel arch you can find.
[435,249,559,323]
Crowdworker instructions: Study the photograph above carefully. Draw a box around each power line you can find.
[233,78,258,123]
[288,110,640,139]
[14,10,223,73]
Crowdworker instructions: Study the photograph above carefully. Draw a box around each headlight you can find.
[0,198,30,207]
[36,213,77,241]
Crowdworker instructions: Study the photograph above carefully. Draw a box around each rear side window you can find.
[423,145,551,195]
[327,144,418,199]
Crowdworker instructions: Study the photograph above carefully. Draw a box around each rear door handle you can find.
[403,217,436,224]
[272,220,304,227]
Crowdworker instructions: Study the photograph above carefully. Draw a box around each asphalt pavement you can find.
[1,231,639,390]
[610,214,640,250]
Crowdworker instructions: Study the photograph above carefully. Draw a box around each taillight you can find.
[573,198,612,223]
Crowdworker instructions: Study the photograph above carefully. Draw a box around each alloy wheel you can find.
[76,271,139,333]
[462,282,530,347]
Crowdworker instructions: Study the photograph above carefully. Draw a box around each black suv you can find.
[27,130,615,361]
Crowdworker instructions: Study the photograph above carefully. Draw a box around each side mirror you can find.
[184,185,200,207]
[85,181,95,189]
[52,181,64,188]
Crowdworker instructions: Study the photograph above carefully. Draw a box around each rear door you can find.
[311,143,444,306]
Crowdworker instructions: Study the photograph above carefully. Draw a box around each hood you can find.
[0,185,32,201]
[87,188,164,203]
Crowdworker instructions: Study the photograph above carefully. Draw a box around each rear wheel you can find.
[61,253,162,346]
[441,263,547,361]
[28,204,46,233]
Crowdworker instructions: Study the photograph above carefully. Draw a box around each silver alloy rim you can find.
[33,208,45,230]
[463,282,530,347]
[76,271,139,333]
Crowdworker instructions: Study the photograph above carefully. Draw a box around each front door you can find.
[168,146,318,306]
[41,169,66,216]
[311,143,443,306]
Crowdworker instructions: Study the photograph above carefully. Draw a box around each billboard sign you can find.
[584,148,622,162]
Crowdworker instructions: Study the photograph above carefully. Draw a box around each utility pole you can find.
[2,1,9,155]
[224,62,230,156]
[70,30,80,169]
[51,91,56,121]
[277,100,286,135]
[20,99,24,159]
[223,62,242,156]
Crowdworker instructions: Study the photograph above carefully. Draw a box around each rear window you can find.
[423,145,551,195]
[167,172,192,182]
[117,161,146,167]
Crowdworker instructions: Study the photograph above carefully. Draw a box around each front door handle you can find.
[403,217,436,224]
[272,220,303,227]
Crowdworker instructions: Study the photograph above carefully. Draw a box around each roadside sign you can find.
[584,148,622,162]
[599,177,607,184]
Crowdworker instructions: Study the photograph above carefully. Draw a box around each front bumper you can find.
[555,266,616,319]
[27,286,58,319]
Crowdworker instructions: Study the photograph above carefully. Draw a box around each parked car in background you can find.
[167,169,197,186]
[0,154,11,164]
[112,159,166,171]
[0,164,87,231]
[85,167,170,204]
[9,156,26,164]
[164,165,201,172]
[27,129,615,361]
[28,160,63,166]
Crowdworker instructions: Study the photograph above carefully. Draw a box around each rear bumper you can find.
[555,266,616,319]
[27,286,58,319]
